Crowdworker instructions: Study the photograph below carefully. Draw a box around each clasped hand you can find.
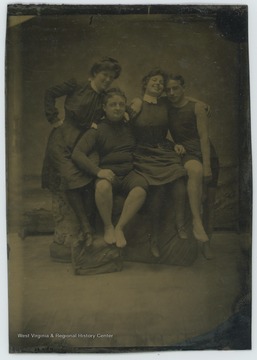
[174,144,186,156]
[97,169,116,182]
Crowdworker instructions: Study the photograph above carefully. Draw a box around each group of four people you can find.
[42,57,219,260]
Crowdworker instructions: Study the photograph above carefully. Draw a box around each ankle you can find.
[201,241,214,260]
[176,221,186,229]
[192,218,202,226]
[115,224,124,231]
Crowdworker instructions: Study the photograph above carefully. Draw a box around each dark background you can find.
[6,5,251,232]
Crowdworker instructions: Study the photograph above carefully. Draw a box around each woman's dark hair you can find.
[103,88,127,106]
[167,74,185,87]
[141,68,168,93]
[90,57,121,79]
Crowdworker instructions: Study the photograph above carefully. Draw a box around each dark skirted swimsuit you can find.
[42,79,104,191]
[73,119,148,193]
[131,97,186,186]
[167,100,219,187]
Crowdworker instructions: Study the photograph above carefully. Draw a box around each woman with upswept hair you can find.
[128,68,188,258]
[42,57,121,248]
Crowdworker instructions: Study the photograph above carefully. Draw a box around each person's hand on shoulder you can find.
[187,96,211,118]
[196,100,211,118]
[127,98,143,119]
[130,97,143,112]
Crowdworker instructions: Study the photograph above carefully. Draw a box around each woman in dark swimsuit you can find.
[128,69,188,257]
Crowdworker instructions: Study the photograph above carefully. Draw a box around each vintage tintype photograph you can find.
[6,3,251,353]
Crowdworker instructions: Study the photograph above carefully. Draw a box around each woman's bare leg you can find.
[148,186,164,257]
[203,186,217,239]
[169,178,188,239]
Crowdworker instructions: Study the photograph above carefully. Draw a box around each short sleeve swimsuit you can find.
[74,119,148,193]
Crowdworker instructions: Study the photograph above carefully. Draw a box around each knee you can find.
[133,186,147,198]
[187,166,203,179]
[95,180,112,195]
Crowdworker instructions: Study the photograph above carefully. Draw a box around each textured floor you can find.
[8,232,249,352]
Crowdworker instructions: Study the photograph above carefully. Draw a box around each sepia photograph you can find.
[5,2,252,354]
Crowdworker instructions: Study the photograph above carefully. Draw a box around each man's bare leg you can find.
[95,179,115,244]
[184,160,213,259]
[115,187,147,248]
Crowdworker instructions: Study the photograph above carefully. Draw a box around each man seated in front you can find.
[72,88,148,248]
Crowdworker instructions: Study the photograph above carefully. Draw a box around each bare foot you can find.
[202,241,214,260]
[193,221,209,242]
[104,225,116,244]
[150,241,160,258]
[115,227,127,248]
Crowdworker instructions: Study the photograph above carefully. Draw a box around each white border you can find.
[1,1,256,359]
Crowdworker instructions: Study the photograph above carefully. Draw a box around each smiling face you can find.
[144,75,164,97]
[92,70,116,92]
[103,94,126,122]
[166,79,185,105]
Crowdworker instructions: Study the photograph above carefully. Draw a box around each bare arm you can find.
[186,96,211,117]
[195,102,212,180]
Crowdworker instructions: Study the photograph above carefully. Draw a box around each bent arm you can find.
[126,97,143,121]
[72,130,101,176]
[195,102,212,177]
[44,78,77,125]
